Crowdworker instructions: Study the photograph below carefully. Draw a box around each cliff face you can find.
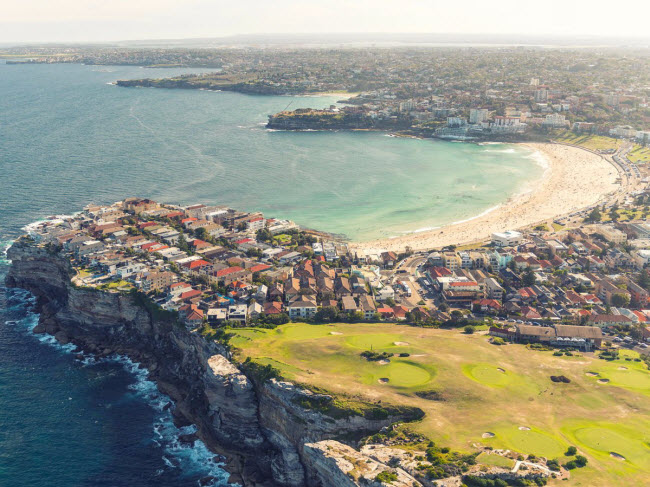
[5,239,416,487]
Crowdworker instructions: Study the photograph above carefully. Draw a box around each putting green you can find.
[462,363,512,387]
[572,426,650,467]
[595,368,650,392]
[374,361,432,388]
[494,426,566,458]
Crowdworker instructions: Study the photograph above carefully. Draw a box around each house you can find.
[484,277,505,300]
[227,304,248,324]
[375,286,395,302]
[473,298,502,314]
[358,294,377,320]
[211,266,249,286]
[380,251,398,268]
[595,279,631,305]
[376,307,394,320]
[248,301,263,320]
[180,304,204,327]
[263,301,284,315]
[334,277,352,298]
[392,305,409,321]
[207,308,227,324]
[589,314,634,328]
[287,299,318,320]
[341,296,359,314]
[141,271,175,293]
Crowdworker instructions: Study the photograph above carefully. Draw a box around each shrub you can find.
[464,325,475,334]
[574,455,588,467]
[375,470,398,483]
[547,459,561,471]
[491,337,506,346]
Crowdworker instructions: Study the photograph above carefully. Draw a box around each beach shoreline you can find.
[350,142,621,256]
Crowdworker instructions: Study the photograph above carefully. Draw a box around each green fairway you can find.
[226,322,650,486]
[476,452,516,469]
[484,426,566,459]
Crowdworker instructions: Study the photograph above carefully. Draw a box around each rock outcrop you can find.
[5,239,419,487]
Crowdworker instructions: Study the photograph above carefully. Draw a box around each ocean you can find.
[0,61,542,486]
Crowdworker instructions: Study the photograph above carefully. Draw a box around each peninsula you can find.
[6,190,650,486]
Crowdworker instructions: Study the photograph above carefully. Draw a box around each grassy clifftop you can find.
[228,322,650,486]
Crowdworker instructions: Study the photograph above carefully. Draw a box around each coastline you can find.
[350,143,621,255]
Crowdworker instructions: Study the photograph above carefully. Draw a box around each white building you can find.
[492,231,523,247]
[469,108,489,124]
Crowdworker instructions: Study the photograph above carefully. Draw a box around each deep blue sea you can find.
[0,61,541,486]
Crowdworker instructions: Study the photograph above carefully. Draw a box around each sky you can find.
[1,0,649,44]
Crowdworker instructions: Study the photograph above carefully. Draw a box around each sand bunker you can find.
[411,354,427,357]
[610,452,626,461]
[618,366,628,370]
[394,341,410,346]
[378,378,389,384]
[585,372,599,377]
[482,432,495,438]
[329,332,343,335]
[378,359,390,365]
[598,379,610,384]
[518,426,531,431]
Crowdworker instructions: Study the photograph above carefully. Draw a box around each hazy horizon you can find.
[2,0,649,45]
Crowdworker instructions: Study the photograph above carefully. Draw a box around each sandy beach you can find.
[350,143,621,256]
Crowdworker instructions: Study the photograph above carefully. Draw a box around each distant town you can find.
[4,45,647,147]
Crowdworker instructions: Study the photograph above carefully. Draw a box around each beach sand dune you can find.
[351,143,619,255]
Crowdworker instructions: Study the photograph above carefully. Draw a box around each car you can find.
[640,343,648,349]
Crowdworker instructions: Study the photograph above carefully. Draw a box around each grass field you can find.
[228,323,650,486]
[552,132,622,152]
[627,145,650,164]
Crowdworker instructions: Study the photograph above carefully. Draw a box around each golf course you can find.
[227,323,650,486]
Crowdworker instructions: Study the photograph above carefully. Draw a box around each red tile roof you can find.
[184,259,210,270]
[250,264,271,273]
[215,266,244,277]
[179,289,202,300]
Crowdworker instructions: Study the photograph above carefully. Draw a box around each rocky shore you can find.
[5,238,421,487]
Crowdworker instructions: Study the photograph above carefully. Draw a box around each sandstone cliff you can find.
[5,238,421,487]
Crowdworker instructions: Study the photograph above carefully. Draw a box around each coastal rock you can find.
[54,330,69,345]
[303,440,421,487]
[5,239,418,487]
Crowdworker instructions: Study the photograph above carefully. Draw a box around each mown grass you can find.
[627,144,650,164]
[227,323,650,486]
[553,131,622,152]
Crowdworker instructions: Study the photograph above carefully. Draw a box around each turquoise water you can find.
[0,61,542,486]
[0,62,542,242]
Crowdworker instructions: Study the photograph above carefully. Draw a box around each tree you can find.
[464,325,475,334]
[586,207,602,222]
[177,232,189,252]
[523,267,536,287]
[611,293,630,307]
[314,306,338,322]
[638,269,650,290]
[565,446,577,456]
